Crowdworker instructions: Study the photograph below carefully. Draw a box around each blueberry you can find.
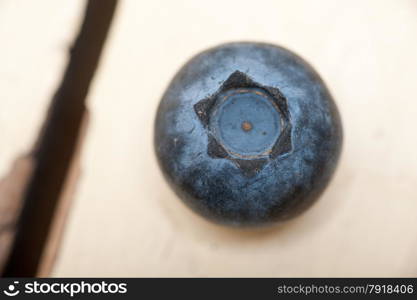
[154,42,342,227]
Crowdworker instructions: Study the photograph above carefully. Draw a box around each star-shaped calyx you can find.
[194,71,292,177]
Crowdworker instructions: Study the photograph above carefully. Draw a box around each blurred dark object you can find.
[2,0,118,277]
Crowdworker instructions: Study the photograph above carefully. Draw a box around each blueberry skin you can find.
[154,42,342,227]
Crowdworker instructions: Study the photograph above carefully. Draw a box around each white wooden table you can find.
[1,0,417,277]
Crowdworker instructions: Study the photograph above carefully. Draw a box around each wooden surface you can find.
[0,0,84,273]
[2,0,417,277]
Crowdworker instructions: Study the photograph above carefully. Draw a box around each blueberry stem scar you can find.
[241,121,253,132]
